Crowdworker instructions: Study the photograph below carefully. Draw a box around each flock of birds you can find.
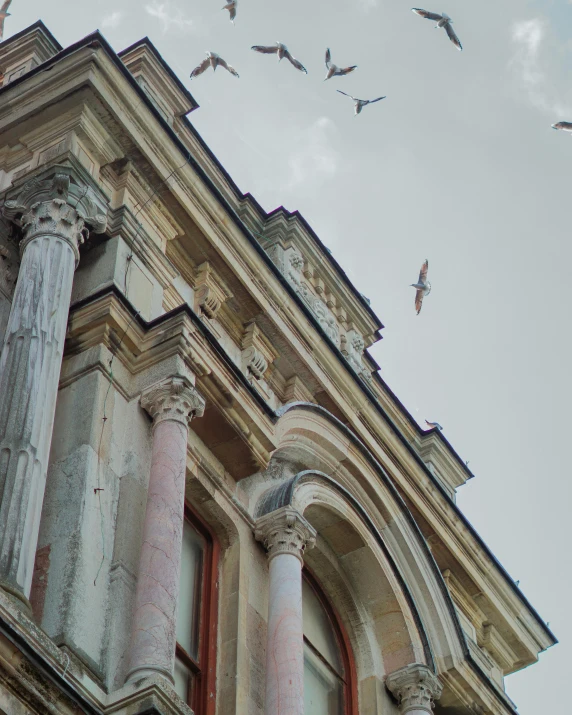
[191,6,468,118]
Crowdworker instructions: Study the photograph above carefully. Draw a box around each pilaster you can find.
[386,663,443,714]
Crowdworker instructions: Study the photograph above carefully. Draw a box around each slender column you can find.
[255,507,316,715]
[0,168,106,605]
[386,663,443,715]
[126,376,205,684]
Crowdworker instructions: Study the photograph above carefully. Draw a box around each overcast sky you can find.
[5,1,570,712]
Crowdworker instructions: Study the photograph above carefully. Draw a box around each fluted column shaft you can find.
[0,169,106,604]
[255,507,316,715]
[386,663,443,714]
[126,376,205,684]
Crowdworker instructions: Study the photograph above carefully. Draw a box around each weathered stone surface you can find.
[126,377,205,684]
[255,508,316,715]
[0,168,107,604]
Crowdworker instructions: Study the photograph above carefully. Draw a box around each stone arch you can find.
[252,402,468,679]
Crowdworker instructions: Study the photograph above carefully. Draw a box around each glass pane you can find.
[304,642,344,715]
[302,579,343,676]
[174,657,191,703]
[177,520,204,660]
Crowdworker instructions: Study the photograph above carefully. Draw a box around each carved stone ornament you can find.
[341,329,372,383]
[2,167,108,266]
[255,507,317,564]
[141,376,206,427]
[386,664,443,714]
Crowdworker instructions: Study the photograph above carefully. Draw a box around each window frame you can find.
[303,568,358,715]
[175,501,219,715]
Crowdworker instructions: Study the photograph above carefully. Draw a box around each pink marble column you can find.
[126,376,205,684]
[0,168,106,606]
[386,663,443,714]
[255,507,316,715]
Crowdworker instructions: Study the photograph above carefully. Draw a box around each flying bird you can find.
[222,0,237,24]
[411,259,431,314]
[0,0,12,40]
[425,420,443,431]
[251,43,308,74]
[552,121,572,133]
[324,48,357,81]
[412,9,462,51]
[337,90,386,115]
[190,52,239,79]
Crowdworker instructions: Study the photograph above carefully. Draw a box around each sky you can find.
[4,1,571,712]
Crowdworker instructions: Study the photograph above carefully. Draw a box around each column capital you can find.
[2,165,108,265]
[255,506,316,564]
[141,376,205,428]
[386,664,443,714]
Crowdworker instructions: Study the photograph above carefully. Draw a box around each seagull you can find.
[324,48,357,81]
[0,0,12,40]
[190,52,239,79]
[425,420,443,431]
[337,90,386,115]
[552,121,572,133]
[412,9,463,51]
[411,259,431,314]
[222,0,237,24]
[251,42,308,74]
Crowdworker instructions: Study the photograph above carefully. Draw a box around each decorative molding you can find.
[241,320,279,381]
[386,663,443,714]
[141,376,205,427]
[341,328,372,383]
[255,506,316,565]
[265,240,341,347]
[194,261,233,319]
[2,166,108,265]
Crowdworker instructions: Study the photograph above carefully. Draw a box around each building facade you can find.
[0,21,555,715]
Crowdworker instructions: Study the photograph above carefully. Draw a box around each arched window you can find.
[174,504,219,715]
[303,571,356,715]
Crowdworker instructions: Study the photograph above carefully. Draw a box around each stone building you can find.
[0,20,555,715]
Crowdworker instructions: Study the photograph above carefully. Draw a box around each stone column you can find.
[386,663,443,715]
[126,376,205,684]
[0,167,107,606]
[255,507,317,715]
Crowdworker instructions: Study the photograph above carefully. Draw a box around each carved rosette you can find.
[386,664,443,714]
[2,169,107,266]
[141,376,206,428]
[255,507,316,565]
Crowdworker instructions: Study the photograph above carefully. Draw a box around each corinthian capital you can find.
[2,165,108,265]
[386,664,443,714]
[255,507,316,564]
[141,376,206,427]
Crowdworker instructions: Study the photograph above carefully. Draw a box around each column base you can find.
[0,578,33,615]
[125,664,176,687]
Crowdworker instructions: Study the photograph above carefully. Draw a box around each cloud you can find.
[285,117,339,191]
[101,11,123,29]
[510,18,572,117]
[358,0,378,10]
[145,2,194,33]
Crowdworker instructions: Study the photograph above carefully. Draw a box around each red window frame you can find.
[303,567,358,715]
[175,502,219,715]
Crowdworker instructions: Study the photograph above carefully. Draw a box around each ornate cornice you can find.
[255,507,316,565]
[386,664,443,714]
[2,166,107,265]
[140,376,205,428]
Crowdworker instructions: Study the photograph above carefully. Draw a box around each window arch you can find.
[302,569,357,715]
[174,502,219,715]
